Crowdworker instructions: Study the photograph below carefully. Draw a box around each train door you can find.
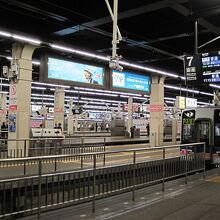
[194,119,212,154]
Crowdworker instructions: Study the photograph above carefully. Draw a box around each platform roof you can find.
[0,0,219,106]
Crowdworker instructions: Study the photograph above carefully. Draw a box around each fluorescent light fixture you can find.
[32,93,54,98]
[0,83,10,87]
[209,84,220,89]
[180,76,186,80]
[64,90,78,94]
[32,97,54,101]
[120,61,179,78]
[164,84,200,94]
[0,31,11,37]
[6,56,41,66]
[50,44,109,61]
[50,44,77,53]
[32,61,40,65]
[81,97,127,104]
[31,86,46,90]
[32,82,70,88]
[200,91,213,96]
[12,34,41,45]
[79,91,118,97]
[120,95,129,98]
[0,91,8,94]
[197,101,212,105]
[164,97,176,101]
[165,100,174,104]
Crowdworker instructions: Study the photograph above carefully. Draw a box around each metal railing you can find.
[0,137,106,158]
[0,142,205,219]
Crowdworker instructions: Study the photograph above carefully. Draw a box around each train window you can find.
[214,110,220,146]
[194,121,211,147]
[215,123,220,136]
[182,124,195,143]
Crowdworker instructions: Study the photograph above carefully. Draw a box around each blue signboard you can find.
[112,70,151,92]
[48,57,104,85]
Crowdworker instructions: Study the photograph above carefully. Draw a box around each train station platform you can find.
[20,167,220,220]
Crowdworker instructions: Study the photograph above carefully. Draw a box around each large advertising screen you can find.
[112,70,151,93]
[48,57,104,85]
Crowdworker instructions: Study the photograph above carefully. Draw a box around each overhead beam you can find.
[0,0,69,22]
[84,26,182,60]
[54,0,188,36]
[170,3,220,35]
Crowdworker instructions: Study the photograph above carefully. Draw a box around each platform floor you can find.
[20,167,220,220]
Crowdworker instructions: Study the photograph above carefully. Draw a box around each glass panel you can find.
[195,121,210,146]
[182,124,195,143]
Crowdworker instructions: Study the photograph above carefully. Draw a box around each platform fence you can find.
[0,137,106,159]
[0,142,205,219]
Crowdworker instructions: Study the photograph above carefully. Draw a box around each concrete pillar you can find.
[0,93,7,126]
[8,44,36,156]
[172,118,177,144]
[67,98,74,134]
[74,114,79,132]
[149,76,165,147]
[126,96,133,133]
[171,106,178,144]
[54,87,65,131]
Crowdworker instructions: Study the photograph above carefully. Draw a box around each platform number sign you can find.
[184,54,202,85]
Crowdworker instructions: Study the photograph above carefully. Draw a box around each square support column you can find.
[149,76,165,147]
[0,93,7,126]
[8,44,36,157]
[126,96,133,134]
[54,87,65,131]
[67,98,74,134]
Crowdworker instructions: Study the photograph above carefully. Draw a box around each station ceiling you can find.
[0,0,219,107]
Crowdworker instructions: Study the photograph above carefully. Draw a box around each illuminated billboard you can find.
[48,57,104,85]
[112,70,151,92]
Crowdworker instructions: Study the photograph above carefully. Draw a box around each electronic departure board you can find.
[184,51,220,85]
[184,54,202,85]
[201,51,220,83]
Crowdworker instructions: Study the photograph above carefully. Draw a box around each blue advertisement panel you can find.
[48,57,104,85]
[112,70,151,92]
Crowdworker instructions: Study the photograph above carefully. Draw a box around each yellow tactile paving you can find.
[0,150,181,168]
[206,175,220,183]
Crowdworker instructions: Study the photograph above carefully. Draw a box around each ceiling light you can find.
[31,86,46,90]
[12,34,42,45]
[32,61,40,65]
[209,84,220,89]
[200,91,213,96]
[7,56,40,65]
[165,100,174,104]
[0,31,11,37]
[164,84,200,94]
[32,82,70,88]
[164,97,176,101]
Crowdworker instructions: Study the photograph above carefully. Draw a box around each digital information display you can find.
[112,70,151,93]
[201,51,220,83]
[48,57,104,85]
[182,110,195,125]
[184,54,202,84]
[184,51,220,84]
